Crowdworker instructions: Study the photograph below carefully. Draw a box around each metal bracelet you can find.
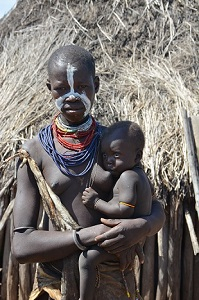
[72,230,87,251]
[13,226,35,232]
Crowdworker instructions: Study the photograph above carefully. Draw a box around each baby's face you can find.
[101,132,137,177]
[49,62,98,124]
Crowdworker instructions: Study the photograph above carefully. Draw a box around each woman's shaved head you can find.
[48,44,95,79]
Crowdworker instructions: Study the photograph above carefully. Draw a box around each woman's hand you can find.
[95,218,150,254]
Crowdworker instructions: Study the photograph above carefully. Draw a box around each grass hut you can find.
[0,0,198,299]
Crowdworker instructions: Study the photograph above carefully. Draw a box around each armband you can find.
[119,202,135,208]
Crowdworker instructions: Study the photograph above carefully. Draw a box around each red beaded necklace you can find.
[52,116,97,151]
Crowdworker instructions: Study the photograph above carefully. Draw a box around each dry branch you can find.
[0,199,14,231]
[182,108,199,221]
[17,149,80,231]
[184,208,199,255]
[0,177,14,198]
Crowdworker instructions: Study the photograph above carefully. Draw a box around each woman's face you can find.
[49,62,99,124]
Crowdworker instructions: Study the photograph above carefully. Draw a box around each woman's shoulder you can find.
[21,135,44,165]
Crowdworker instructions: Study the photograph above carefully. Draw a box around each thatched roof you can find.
[0,0,198,199]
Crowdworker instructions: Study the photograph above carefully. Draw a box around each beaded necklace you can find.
[38,115,102,177]
[55,114,93,133]
[52,115,97,151]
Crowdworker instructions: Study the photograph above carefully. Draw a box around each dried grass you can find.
[0,0,198,200]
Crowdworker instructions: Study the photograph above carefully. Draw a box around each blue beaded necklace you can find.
[38,120,102,177]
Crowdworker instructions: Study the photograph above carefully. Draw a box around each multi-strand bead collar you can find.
[52,114,97,151]
[38,114,101,177]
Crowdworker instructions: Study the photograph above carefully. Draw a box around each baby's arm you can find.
[82,171,138,218]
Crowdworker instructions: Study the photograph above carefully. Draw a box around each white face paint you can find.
[55,63,91,117]
[66,63,76,94]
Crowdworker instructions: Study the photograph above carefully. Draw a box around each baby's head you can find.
[101,121,145,177]
[47,44,99,123]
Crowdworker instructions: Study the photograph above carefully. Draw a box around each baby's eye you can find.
[114,153,120,158]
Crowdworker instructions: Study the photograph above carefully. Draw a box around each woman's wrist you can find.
[73,230,87,251]
[78,224,109,247]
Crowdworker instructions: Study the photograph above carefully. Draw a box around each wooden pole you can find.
[18,264,32,300]
[184,208,199,255]
[193,213,199,299]
[0,199,14,231]
[182,108,199,221]
[191,116,199,162]
[1,213,11,300]
[167,194,183,300]
[0,177,14,199]
[182,206,194,300]
[7,252,19,300]
[156,214,169,300]
[141,235,155,300]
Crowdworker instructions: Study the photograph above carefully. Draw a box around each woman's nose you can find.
[66,94,77,102]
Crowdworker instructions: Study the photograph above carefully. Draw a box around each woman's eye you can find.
[114,153,120,158]
[55,87,66,92]
[79,85,87,89]
[102,153,107,159]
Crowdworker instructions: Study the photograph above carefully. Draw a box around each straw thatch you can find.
[0,0,199,299]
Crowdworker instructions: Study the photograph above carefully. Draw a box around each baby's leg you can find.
[79,245,115,300]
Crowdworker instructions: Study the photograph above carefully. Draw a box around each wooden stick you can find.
[0,199,14,231]
[191,116,199,162]
[182,210,194,300]
[182,108,199,220]
[141,235,155,299]
[0,177,14,198]
[193,217,199,298]
[7,251,19,300]
[156,216,169,300]
[17,149,80,300]
[184,208,199,255]
[1,217,11,300]
[167,194,183,299]
[18,264,32,300]
[18,149,80,231]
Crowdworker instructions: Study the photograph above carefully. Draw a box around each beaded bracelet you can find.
[72,230,87,251]
[94,198,100,210]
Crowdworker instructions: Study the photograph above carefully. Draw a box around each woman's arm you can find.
[12,149,109,264]
[94,199,165,254]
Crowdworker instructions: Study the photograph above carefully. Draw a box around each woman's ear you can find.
[46,79,51,91]
[94,76,100,93]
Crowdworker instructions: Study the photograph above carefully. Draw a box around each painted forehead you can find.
[49,62,94,82]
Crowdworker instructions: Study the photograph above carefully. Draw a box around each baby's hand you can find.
[82,187,99,209]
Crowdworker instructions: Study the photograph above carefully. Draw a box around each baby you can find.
[80,120,152,300]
